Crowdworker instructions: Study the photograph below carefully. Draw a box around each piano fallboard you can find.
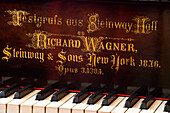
[0,1,170,88]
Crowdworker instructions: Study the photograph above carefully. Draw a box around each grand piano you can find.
[0,0,170,113]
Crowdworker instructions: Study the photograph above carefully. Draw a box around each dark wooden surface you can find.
[0,1,169,88]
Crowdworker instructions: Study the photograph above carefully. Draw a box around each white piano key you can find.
[111,97,129,113]
[72,95,91,113]
[33,92,54,113]
[20,90,41,113]
[155,101,168,113]
[7,90,40,113]
[85,96,105,113]
[125,98,144,113]
[0,94,14,113]
[59,96,77,113]
[140,100,163,113]
[46,93,76,113]
[98,97,125,113]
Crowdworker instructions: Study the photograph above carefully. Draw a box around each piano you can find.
[0,0,170,113]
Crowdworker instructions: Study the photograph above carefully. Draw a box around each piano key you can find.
[85,96,105,113]
[140,88,162,109]
[0,83,20,98]
[98,97,125,113]
[140,100,163,113]
[35,81,67,100]
[87,84,115,105]
[72,95,91,113]
[102,85,127,106]
[51,87,69,102]
[35,86,55,101]
[73,83,101,103]
[14,84,34,99]
[46,93,76,113]
[20,90,41,113]
[0,94,15,113]
[164,99,170,112]
[59,96,77,113]
[51,81,81,102]
[125,98,144,113]
[155,101,168,113]
[87,89,103,105]
[111,97,129,113]
[7,90,40,113]
[125,86,148,108]
[33,93,54,113]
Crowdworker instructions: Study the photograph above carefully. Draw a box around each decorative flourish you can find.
[105,37,135,41]
[26,30,55,50]
[87,13,100,33]
[79,36,104,53]
[7,9,30,26]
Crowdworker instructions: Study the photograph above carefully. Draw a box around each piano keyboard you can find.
[0,82,170,113]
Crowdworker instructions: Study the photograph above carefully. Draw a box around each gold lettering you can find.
[120,43,126,51]
[48,18,53,24]
[36,32,47,49]
[113,43,119,51]
[111,54,135,71]
[98,42,105,50]
[111,54,120,72]
[128,43,136,53]
[7,10,63,27]
[133,16,158,34]
[22,16,27,22]
[5,46,45,62]
[43,17,47,24]
[67,54,83,63]
[7,9,30,26]
[86,53,96,67]
[54,39,62,46]
[106,42,112,50]
[28,16,33,23]
[36,17,42,27]
[2,45,12,62]
[86,53,109,67]
[56,50,66,75]
[78,19,83,27]
[80,36,104,52]
[62,40,68,47]
[57,18,62,25]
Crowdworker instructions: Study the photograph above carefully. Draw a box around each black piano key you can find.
[51,81,80,102]
[35,81,67,100]
[0,83,20,98]
[125,86,148,108]
[51,87,68,102]
[87,84,115,105]
[102,85,127,106]
[73,88,89,103]
[36,86,55,100]
[87,89,103,105]
[73,83,101,103]
[164,99,170,112]
[140,88,162,109]
[14,84,34,99]
[102,91,117,106]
